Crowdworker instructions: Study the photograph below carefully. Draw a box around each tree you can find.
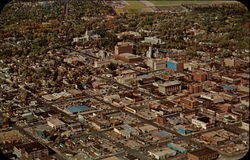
[107,63,118,71]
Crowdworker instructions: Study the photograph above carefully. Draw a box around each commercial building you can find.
[201,129,237,145]
[166,61,184,72]
[47,118,65,129]
[142,36,164,45]
[146,59,166,70]
[177,127,190,135]
[138,124,157,133]
[167,143,187,153]
[224,58,241,67]
[113,53,142,63]
[189,83,203,93]
[94,59,112,68]
[114,124,139,138]
[66,106,92,115]
[191,116,214,130]
[148,147,176,160]
[114,42,133,55]
[91,119,111,130]
[219,103,232,112]
[181,97,200,109]
[152,131,173,140]
[221,75,240,84]
[13,142,49,159]
[158,80,182,95]
[192,72,208,82]
[156,116,168,125]
[187,148,219,160]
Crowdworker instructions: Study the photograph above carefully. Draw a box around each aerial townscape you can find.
[0,0,249,160]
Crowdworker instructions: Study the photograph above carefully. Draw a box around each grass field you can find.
[122,0,217,13]
[124,0,147,12]
[125,0,146,8]
[148,0,213,6]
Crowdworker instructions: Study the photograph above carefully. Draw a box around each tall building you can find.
[114,42,133,55]
[147,46,153,58]
[166,61,184,72]
[146,59,166,70]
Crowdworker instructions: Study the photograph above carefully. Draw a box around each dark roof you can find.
[15,142,47,153]
[47,109,60,115]
[197,116,210,123]
[124,154,138,160]
[125,94,139,99]
[189,148,218,157]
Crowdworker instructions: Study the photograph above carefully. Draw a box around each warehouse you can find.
[66,106,92,115]
[148,147,176,160]
[187,147,219,160]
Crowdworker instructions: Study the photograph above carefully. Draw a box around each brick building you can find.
[156,116,167,125]
[192,72,207,82]
[189,83,203,93]
[14,142,49,159]
[187,148,219,160]
[114,42,133,55]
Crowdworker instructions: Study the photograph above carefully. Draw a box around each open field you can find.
[124,0,147,12]
[148,0,214,6]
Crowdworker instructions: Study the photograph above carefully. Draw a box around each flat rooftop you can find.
[189,147,218,156]
[197,117,210,123]
[67,106,92,114]
[161,80,181,87]
[15,142,47,153]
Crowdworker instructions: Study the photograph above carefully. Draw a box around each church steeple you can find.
[85,29,89,36]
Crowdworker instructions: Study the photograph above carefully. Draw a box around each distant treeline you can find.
[13,0,102,2]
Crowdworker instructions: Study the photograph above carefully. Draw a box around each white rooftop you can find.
[161,80,181,87]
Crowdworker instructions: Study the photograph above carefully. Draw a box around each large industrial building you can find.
[187,148,219,160]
